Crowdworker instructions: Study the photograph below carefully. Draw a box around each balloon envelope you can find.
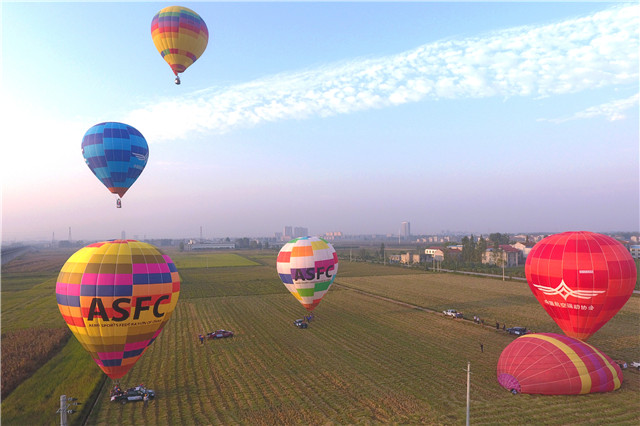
[525,231,636,340]
[56,240,180,379]
[497,333,622,395]
[151,6,209,77]
[81,122,149,198]
[276,237,338,312]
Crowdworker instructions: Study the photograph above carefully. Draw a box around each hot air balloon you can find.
[151,6,209,84]
[497,333,622,395]
[526,231,636,341]
[81,122,149,208]
[55,240,180,379]
[276,237,338,312]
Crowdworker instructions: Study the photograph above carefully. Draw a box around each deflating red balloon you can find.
[497,333,622,395]
[525,231,636,341]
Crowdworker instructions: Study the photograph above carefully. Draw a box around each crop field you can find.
[1,249,639,425]
[170,252,261,269]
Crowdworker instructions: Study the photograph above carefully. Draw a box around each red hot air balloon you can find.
[525,231,636,341]
[497,333,622,395]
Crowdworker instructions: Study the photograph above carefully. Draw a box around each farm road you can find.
[334,283,437,314]
[1,246,33,265]
[334,282,500,330]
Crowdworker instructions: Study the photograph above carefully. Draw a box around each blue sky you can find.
[1,1,638,242]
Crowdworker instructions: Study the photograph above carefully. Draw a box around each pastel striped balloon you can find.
[55,240,180,379]
[497,333,622,395]
[277,237,338,312]
[526,231,636,340]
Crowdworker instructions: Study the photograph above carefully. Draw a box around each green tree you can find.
[359,248,369,260]
[461,236,474,263]
[475,237,487,263]
[489,233,510,245]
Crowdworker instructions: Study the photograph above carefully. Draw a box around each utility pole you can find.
[56,395,79,426]
[60,395,67,426]
[466,362,471,426]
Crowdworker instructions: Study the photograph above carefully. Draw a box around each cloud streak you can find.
[539,93,639,123]
[127,4,639,142]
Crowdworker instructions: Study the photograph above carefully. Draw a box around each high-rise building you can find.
[293,227,308,238]
[283,226,293,240]
[282,226,308,240]
[401,221,411,239]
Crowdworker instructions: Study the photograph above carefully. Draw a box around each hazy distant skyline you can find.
[2,2,638,242]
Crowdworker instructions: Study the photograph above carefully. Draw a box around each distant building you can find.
[400,252,424,264]
[294,227,308,238]
[424,247,445,261]
[281,226,308,241]
[482,245,521,267]
[630,245,640,260]
[324,231,343,240]
[512,241,535,259]
[401,221,410,239]
[187,240,235,250]
[283,226,293,241]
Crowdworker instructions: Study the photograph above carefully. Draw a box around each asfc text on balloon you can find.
[86,296,171,321]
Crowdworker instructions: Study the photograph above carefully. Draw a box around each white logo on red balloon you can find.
[531,280,606,301]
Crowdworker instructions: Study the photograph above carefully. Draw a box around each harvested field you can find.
[2,252,639,425]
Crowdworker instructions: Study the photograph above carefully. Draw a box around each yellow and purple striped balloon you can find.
[55,240,180,379]
[277,237,338,312]
[497,333,622,395]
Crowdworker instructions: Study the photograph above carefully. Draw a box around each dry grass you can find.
[1,328,71,399]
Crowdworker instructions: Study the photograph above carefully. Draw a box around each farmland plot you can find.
[336,271,640,360]
[86,281,640,425]
[2,252,639,425]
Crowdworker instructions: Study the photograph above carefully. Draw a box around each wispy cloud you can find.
[539,93,639,123]
[126,4,639,142]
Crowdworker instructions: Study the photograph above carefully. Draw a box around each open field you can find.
[2,249,639,425]
[170,252,261,269]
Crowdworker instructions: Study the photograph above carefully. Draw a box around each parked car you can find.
[630,361,640,370]
[614,360,628,369]
[506,327,532,336]
[110,385,155,404]
[293,319,308,329]
[208,329,234,339]
[443,309,463,318]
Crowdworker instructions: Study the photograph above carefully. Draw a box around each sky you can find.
[1,1,638,242]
